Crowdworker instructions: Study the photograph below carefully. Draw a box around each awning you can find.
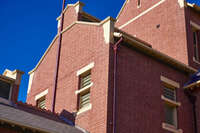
[184,69,200,89]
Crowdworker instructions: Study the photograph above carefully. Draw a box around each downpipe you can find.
[52,0,66,113]
[112,37,123,133]
[185,90,198,133]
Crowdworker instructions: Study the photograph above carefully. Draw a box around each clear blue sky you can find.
[0,0,199,102]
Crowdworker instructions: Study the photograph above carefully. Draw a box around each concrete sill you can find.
[75,82,93,95]
[76,104,92,116]
[193,57,200,65]
[162,123,183,133]
[161,95,181,106]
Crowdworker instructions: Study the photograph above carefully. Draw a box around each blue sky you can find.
[0,0,199,102]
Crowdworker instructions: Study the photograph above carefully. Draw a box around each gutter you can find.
[112,36,123,133]
[114,29,197,74]
[51,0,66,112]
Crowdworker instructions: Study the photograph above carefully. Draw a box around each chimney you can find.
[0,69,24,103]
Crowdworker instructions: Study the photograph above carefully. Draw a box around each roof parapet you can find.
[57,1,85,21]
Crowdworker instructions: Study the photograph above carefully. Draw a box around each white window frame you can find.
[160,76,182,132]
[35,89,48,101]
[76,62,94,115]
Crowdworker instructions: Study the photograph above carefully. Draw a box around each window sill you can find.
[75,82,93,95]
[76,103,92,115]
[193,57,200,65]
[162,123,183,133]
[161,95,181,106]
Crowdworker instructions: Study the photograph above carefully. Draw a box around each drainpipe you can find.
[51,0,66,113]
[185,90,198,133]
[112,37,123,133]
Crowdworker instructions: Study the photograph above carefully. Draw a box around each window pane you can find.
[80,90,90,108]
[0,80,11,100]
[193,31,199,60]
[163,87,175,101]
[164,104,176,126]
[80,72,91,88]
[37,96,46,109]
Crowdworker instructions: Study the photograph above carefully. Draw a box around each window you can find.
[190,21,200,62]
[163,85,177,128]
[164,103,177,126]
[137,0,141,8]
[78,71,91,110]
[76,62,94,115]
[192,28,199,61]
[163,86,176,101]
[160,76,182,132]
[79,89,90,109]
[37,96,46,109]
[0,80,11,100]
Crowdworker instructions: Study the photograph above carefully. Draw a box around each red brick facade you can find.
[116,0,200,69]
[27,1,200,133]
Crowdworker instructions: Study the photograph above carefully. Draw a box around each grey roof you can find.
[0,103,83,133]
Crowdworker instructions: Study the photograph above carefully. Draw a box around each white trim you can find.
[77,103,92,115]
[119,0,166,29]
[116,0,129,19]
[193,57,200,65]
[29,17,116,75]
[162,123,183,133]
[35,89,48,101]
[190,21,200,30]
[75,82,93,95]
[161,95,181,106]
[76,62,94,76]
[160,76,180,88]
[27,72,34,94]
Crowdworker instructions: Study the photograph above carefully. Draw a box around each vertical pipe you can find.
[51,0,66,113]
[112,37,123,133]
[185,90,198,133]
[193,102,198,133]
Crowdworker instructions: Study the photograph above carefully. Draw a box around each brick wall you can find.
[55,24,110,133]
[116,0,189,66]
[27,21,111,132]
[113,44,194,133]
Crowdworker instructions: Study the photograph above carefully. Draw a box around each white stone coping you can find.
[35,89,48,101]
[76,62,94,76]
[162,123,183,133]
[76,103,92,116]
[161,95,181,107]
[75,82,93,95]
[160,76,180,88]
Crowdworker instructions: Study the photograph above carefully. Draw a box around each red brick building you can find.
[27,0,200,133]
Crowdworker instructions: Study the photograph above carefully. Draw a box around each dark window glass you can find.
[163,87,175,101]
[164,104,176,126]
[138,0,141,6]
[0,80,11,100]
[193,31,199,60]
